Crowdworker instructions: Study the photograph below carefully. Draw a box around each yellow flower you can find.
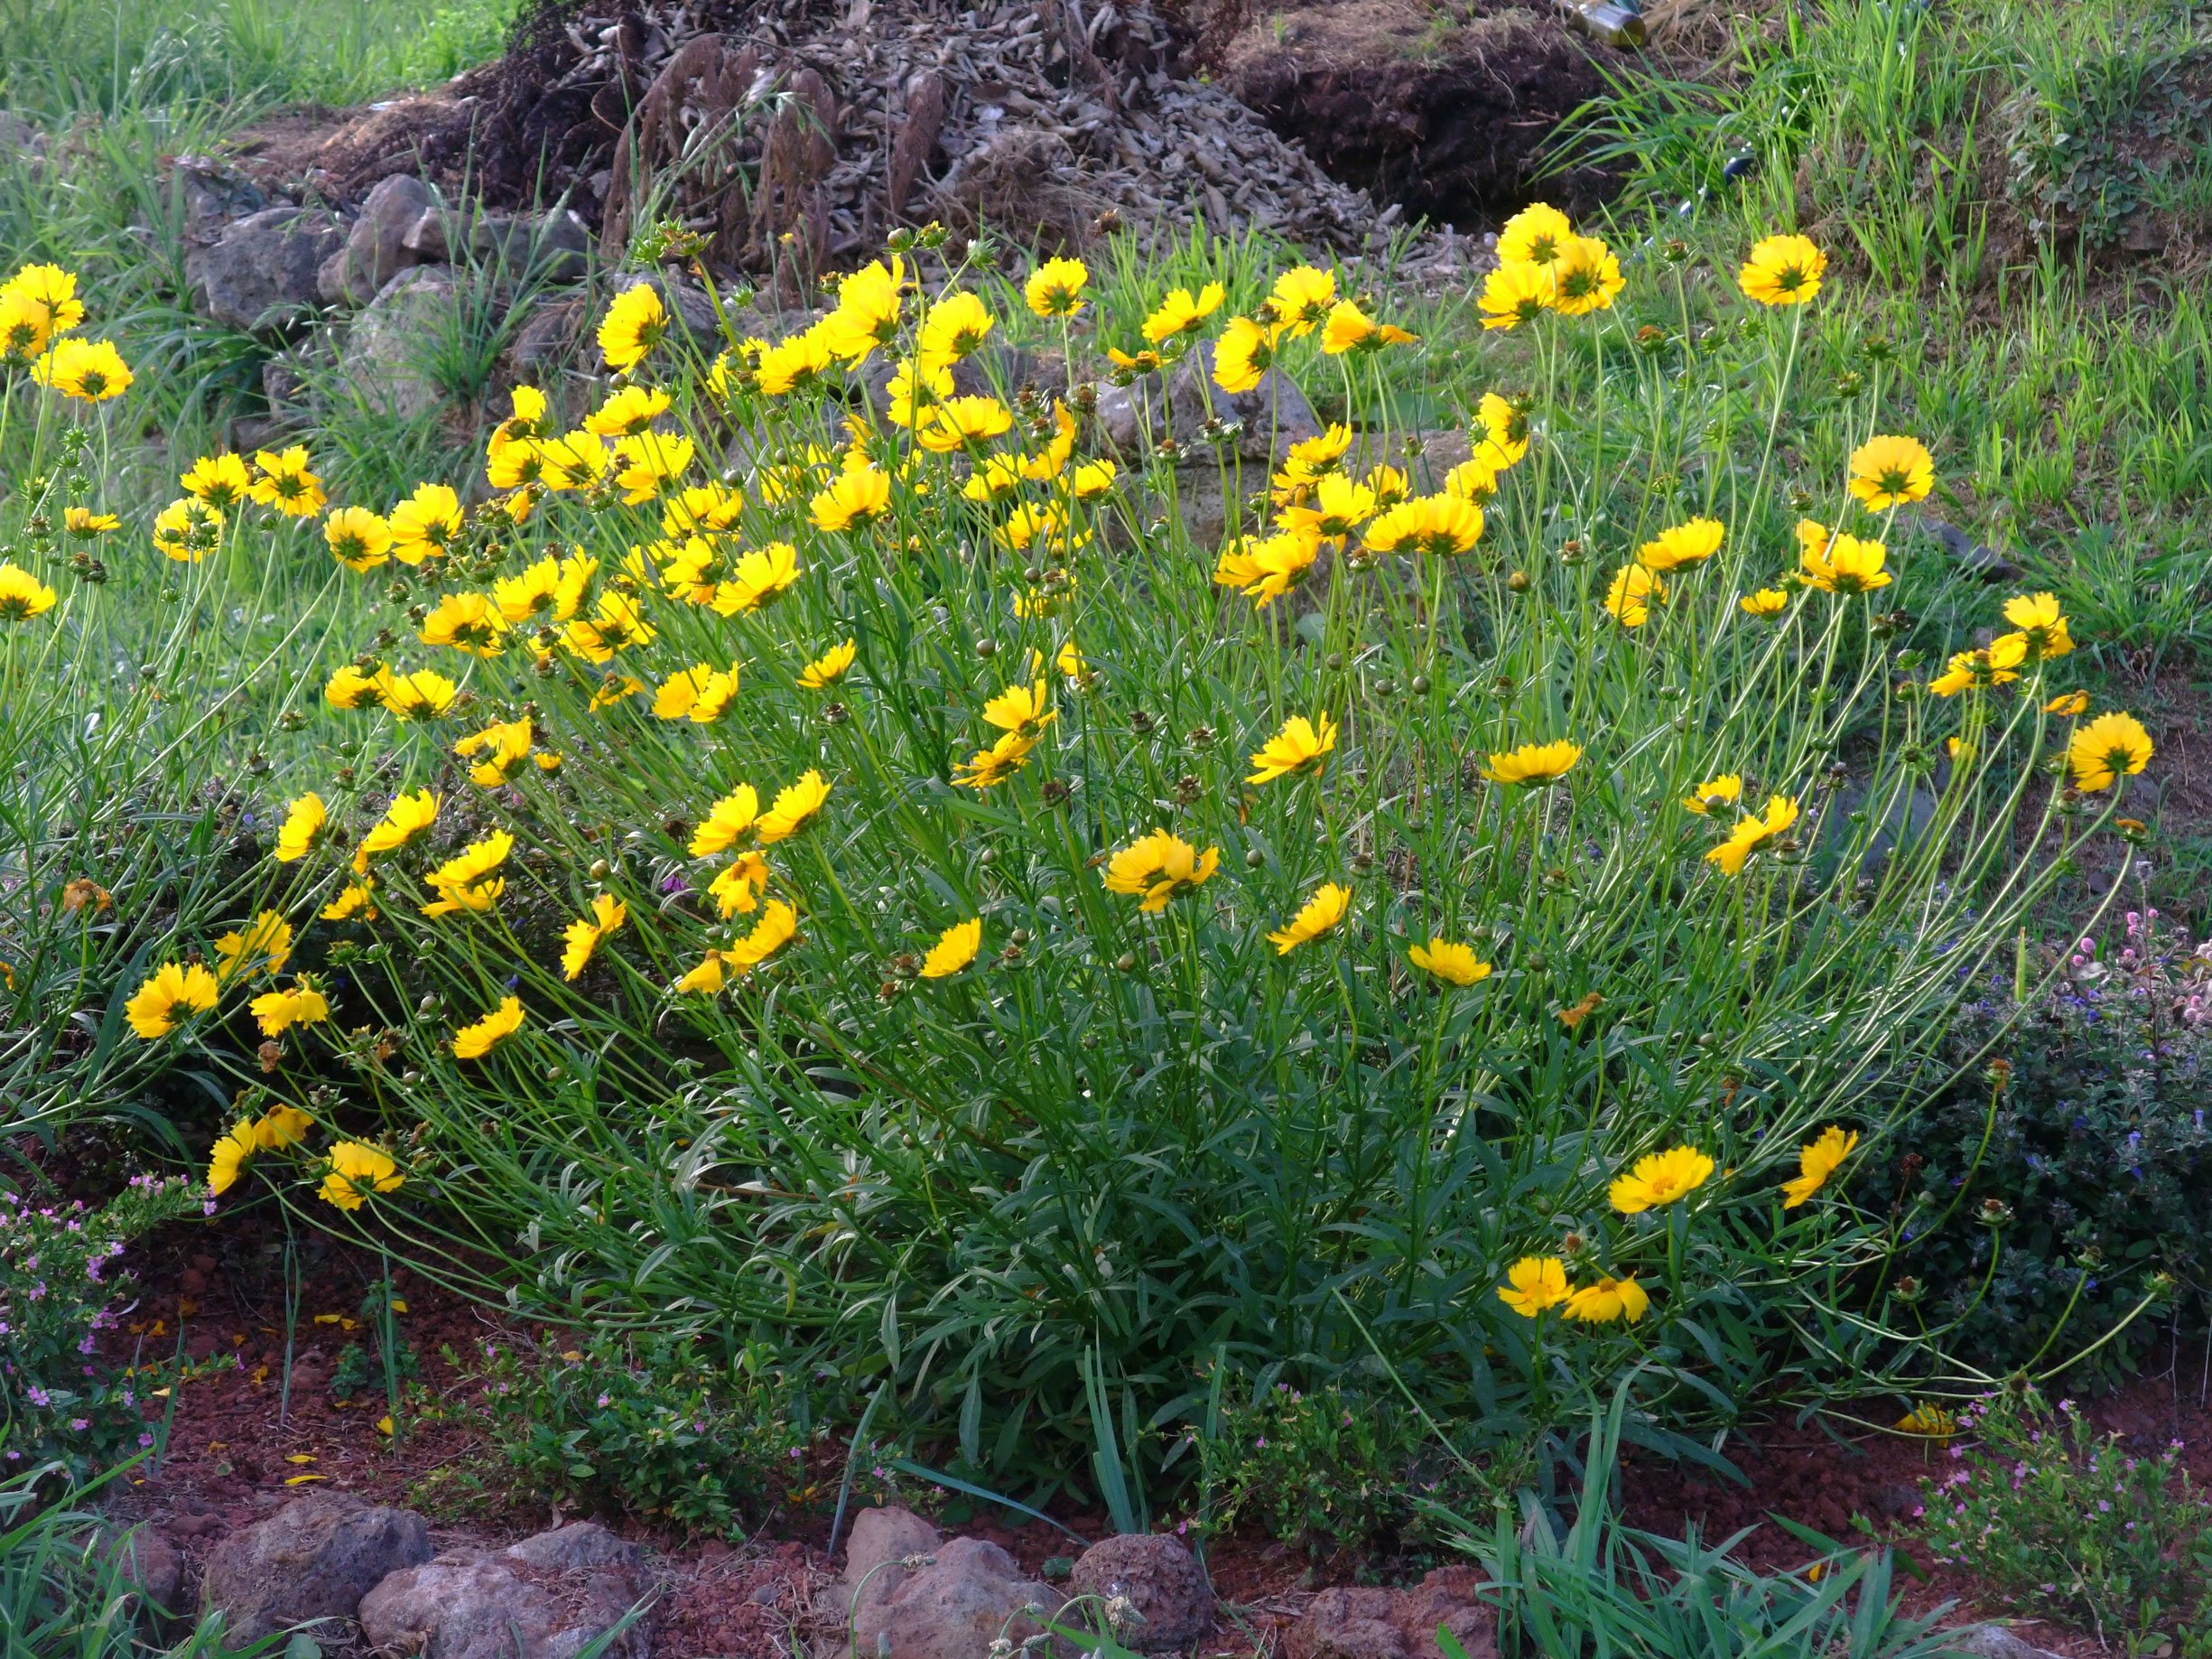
[1103,830,1221,912]
[2067,711,2152,792]
[1739,588,1790,617]
[798,638,858,689]
[757,769,832,843]
[1141,282,1225,344]
[321,881,379,922]
[754,325,840,397]
[1928,635,2027,696]
[1798,527,1890,594]
[653,662,741,724]
[125,962,219,1040]
[1497,202,1575,267]
[1563,1275,1650,1323]
[0,562,58,621]
[1781,1125,1859,1208]
[274,793,328,862]
[2001,591,2074,659]
[208,1120,256,1197]
[181,452,252,509]
[919,291,996,368]
[691,784,762,856]
[489,553,590,627]
[389,483,463,564]
[598,284,668,370]
[561,894,627,980]
[1638,517,1724,571]
[1736,234,1827,306]
[5,262,85,333]
[1547,237,1623,316]
[213,911,293,983]
[2045,689,2090,717]
[1482,740,1581,787]
[422,831,512,917]
[452,996,525,1059]
[810,463,891,533]
[153,499,222,563]
[1475,393,1531,468]
[249,979,330,1037]
[1604,563,1663,629]
[1278,473,1376,541]
[1320,300,1416,355]
[1268,881,1352,955]
[1269,266,1337,335]
[1213,529,1320,606]
[383,668,460,722]
[321,1142,404,1210]
[920,917,983,979]
[1897,1403,1959,1439]
[1070,458,1118,499]
[1671,776,1743,821]
[454,717,535,787]
[1026,256,1090,318]
[64,507,119,538]
[883,358,954,429]
[1362,494,1482,557]
[255,1104,312,1151]
[562,592,655,661]
[614,432,694,503]
[33,337,132,400]
[584,384,670,436]
[724,899,800,972]
[1407,938,1491,987]
[1496,1254,1570,1318]
[662,484,744,538]
[1477,260,1552,331]
[1705,793,1800,876]
[1213,315,1284,394]
[817,258,906,362]
[709,852,769,918]
[419,591,509,657]
[249,446,327,517]
[356,789,439,870]
[1847,434,1934,510]
[0,289,48,366]
[982,680,1055,739]
[324,507,394,572]
[917,395,1014,454]
[1608,1144,1715,1214]
[1271,424,1353,496]
[324,665,388,711]
[1248,713,1337,785]
[953,730,1037,790]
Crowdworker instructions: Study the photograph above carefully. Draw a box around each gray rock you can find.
[187,207,345,333]
[1286,1568,1498,1659]
[404,206,593,284]
[356,1523,655,1659]
[842,1505,943,1623]
[852,1535,1061,1659]
[101,1525,181,1613]
[1094,340,1321,464]
[318,174,434,307]
[200,1493,432,1650]
[1940,1626,2068,1659]
[1067,1533,1213,1653]
[503,294,592,385]
[172,155,269,233]
[339,266,460,420]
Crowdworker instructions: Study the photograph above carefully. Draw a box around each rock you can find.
[339,266,460,420]
[318,174,434,307]
[1066,1533,1213,1653]
[851,1535,1060,1659]
[200,1493,432,1650]
[101,1526,181,1613]
[1094,341,1321,465]
[1941,1627,2068,1659]
[404,206,593,284]
[503,294,593,385]
[357,1522,655,1659]
[842,1505,943,1623]
[172,155,270,234]
[639,275,725,354]
[187,207,345,333]
[1286,1567,1498,1659]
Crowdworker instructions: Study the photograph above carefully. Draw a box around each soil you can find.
[1218,0,1622,228]
[74,1199,2209,1657]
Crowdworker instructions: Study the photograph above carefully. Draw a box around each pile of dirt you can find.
[1218,0,1621,228]
[231,0,1406,283]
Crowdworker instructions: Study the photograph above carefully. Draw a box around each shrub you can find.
[472,1333,809,1536]
[1889,909,2211,1382]
[1919,1387,2212,1653]
[0,1175,205,1486]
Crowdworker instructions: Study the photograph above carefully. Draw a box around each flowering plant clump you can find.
[0,1175,205,1485]
[1919,1389,2212,1650]
[1,210,2162,1484]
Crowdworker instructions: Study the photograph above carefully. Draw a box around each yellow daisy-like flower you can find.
[125,962,219,1040]
[1781,1125,1860,1208]
[5,263,85,333]
[1482,740,1581,788]
[1269,266,1337,336]
[809,463,891,534]
[1407,938,1491,987]
[1103,830,1221,913]
[1025,256,1090,318]
[691,784,763,858]
[422,831,513,917]
[917,395,1014,454]
[325,507,394,572]
[1563,1275,1650,1323]
[355,788,439,870]
[1736,234,1827,306]
[324,665,388,711]
[153,499,222,563]
[1213,315,1284,395]
[1705,794,1800,876]
[723,899,800,973]
[2045,689,2090,717]
[1897,1403,1959,1439]
[1362,494,1482,557]
[249,446,327,517]
[321,881,379,922]
[1496,202,1575,267]
[1604,563,1663,629]
[982,680,1055,739]
[1213,530,1321,607]
[1267,881,1351,955]
[1638,517,1724,571]
[1847,434,1935,510]
[321,1142,404,1210]
[1928,634,2027,697]
[452,996,525,1059]
[953,730,1037,791]
[598,284,669,370]
[255,1104,313,1151]
[1247,713,1338,785]
[1477,260,1552,331]
[0,290,48,366]
[918,291,995,368]
[561,894,628,980]
[274,792,328,862]
[654,661,741,724]
[0,562,58,621]
[1681,774,1743,816]
[420,591,509,657]
[389,482,463,564]
[757,769,832,843]
[1496,1254,1570,1319]
[1319,300,1417,356]
[709,852,769,918]
[383,668,460,722]
[181,452,253,510]
[208,1120,257,1197]
[1798,527,1891,594]
[1141,281,1225,345]
[798,638,858,689]
[584,384,670,436]
[1474,393,1530,468]
[63,506,119,539]
[919,917,983,979]
[455,717,535,787]
[249,978,330,1038]
[1608,1144,1715,1214]
[213,911,293,983]
[1740,588,1791,617]
[1278,473,1376,542]
[1547,236,1624,316]
[33,337,132,400]
[2067,711,2152,792]
[2001,591,2074,660]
